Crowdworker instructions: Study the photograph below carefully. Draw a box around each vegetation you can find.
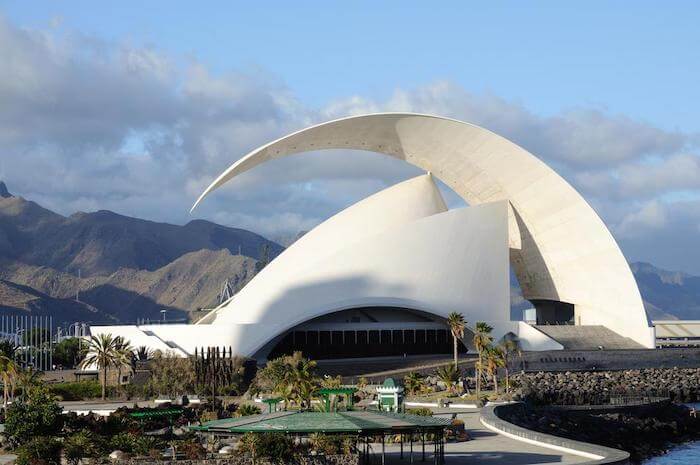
[80,333,122,400]
[48,380,103,401]
[407,407,433,416]
[238,432,295,462]
[63,431,104,465]
[499,338,521,394]
[436,364,459,393]
[237,404,262,416]
[147,350,196,397]
[446,312,466,369]
[0,349,17,410]
[15,436,62,465]
[473,321,493,398]
[5,385,63,446]
[252,351,317,410]
[403,371,426,395]
[53,337,85,368]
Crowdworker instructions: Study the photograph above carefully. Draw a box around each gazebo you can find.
[192,410,449,465]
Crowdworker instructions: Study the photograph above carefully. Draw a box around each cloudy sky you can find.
[1,2,700,273]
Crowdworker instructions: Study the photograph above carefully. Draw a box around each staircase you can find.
[532,325,645,350]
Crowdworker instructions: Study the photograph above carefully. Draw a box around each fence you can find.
[0,315,53,371]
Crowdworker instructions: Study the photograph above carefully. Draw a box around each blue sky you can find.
[5,1,699,130]
[1,2,700,273]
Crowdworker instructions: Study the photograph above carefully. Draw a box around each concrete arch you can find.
[194,113,653,348]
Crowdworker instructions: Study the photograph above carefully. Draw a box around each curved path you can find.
[382,409,587,465]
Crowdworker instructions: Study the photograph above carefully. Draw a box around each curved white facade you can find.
[193,113,654,348]
[91,112,654,356]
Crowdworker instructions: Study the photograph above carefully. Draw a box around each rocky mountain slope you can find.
[0,182,273,324]
[0,182,282,277]
[0,181,699,324]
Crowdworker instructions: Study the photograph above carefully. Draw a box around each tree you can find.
[499,337,521,394]
[15,368,41,402]
[446,312,466,369]
[435,364,459,394]
[114,336,134,393]
[53,338,85,368]
[403,371,425,395]
[0,352,17,411]
[135,346,152,362]
[473,322,493,399]
[80,333,121,400]
[484,346,505,394]
[147,350,195,397]
[5,385,63,446]
[253,352,317,410]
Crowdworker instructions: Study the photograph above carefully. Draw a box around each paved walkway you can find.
[383,410,587,465]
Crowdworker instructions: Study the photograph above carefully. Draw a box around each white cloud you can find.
[1,16,700,272]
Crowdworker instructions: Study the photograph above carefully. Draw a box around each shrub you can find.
[407,407,433,417]
[63,431,105,465]
[237,432,294,462]
[48,380,102,401]
[5,386,63,446]
[15,436,61,465]
[133,436,165,456]
[237,404,262,417]
[180,439,206,459]
[110,431,139,453]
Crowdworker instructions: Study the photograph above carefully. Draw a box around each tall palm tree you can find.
[80,333,120,400]
[446,312,466,370]
[484,346,505,394]
[114,336,134,394]
[0,354,16,411]
[499,337,521,394]
[473,321,493,399]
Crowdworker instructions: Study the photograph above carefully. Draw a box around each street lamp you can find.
[160,309,167,322]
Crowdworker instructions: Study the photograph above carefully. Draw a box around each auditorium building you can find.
[92,113,655,360]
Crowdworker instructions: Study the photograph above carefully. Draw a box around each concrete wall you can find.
[518,348,700,372]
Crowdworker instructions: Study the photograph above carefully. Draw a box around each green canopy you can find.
[191,410,449,434]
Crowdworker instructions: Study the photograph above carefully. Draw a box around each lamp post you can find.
[160,309,167,322]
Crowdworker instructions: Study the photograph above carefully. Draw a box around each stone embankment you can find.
[102,456,357,465]
[500,402,699,463]
[513,368,700,405]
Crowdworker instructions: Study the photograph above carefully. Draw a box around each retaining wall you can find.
[518,347,700,372]
[479,403,629,465]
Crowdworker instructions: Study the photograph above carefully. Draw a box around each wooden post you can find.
[382,433,386,465]
[422,432,426,462]
[410,434,414,464]
[400,433,404,459]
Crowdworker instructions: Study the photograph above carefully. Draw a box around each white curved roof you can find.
[200,174,511,356]
[195,113,654,348]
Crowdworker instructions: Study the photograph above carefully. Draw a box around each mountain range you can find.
[0,181,698,326]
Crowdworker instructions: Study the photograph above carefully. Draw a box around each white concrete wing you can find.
[194,113,653,348]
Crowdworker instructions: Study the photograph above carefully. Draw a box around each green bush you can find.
[237,404,262,417]
[64,431,105,465]
[237,432,295,462]
[15,436,61,465]
[110,431,138,453]
[407,407,433,416]
[133,436,165,456]
[48,380,102,401]
[5,386,63,446]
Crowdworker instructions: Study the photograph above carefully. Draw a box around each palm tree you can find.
[0,354,16,411]
[135,346,152,362]
[80,333,121,400]
[403,371,425,395]
[285,354,317,409]
[484,346,505,394]
[435,364,459,394]
[15,367,41,401]
[446,312,466,370]
[499,337,521,394]
[114,336,133,395]
[473,321,493,399]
